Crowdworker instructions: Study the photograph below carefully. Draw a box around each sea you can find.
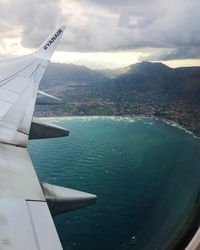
[27,116,200,250]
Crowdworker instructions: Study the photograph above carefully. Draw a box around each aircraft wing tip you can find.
[34,25,66,60]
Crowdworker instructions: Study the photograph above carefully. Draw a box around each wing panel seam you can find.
[26,201,41,250]
[0,61,34,87]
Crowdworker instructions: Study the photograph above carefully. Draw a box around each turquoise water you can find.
[28,117,200,250]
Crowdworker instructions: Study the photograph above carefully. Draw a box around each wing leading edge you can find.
[0,27,97,250]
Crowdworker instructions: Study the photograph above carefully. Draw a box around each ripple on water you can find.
[28,116,200,250]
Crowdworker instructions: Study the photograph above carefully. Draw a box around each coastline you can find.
[153,116,200,140]
[34,114,200,249]
[35,114,200,141]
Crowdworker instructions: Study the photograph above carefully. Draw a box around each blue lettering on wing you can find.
[43,28,63,51]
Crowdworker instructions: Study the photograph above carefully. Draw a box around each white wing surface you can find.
[0,26,66,250]
[0,143,63,250]
[0,26,65,147]
[0,26,97,250]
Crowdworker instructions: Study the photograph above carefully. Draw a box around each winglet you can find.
[34,26,66,60]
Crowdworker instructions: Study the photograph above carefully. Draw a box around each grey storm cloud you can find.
[153,46,200,61]
[0,0,200,61]
[0,0,62,46]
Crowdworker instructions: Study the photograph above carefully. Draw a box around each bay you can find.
[28,116,200,250]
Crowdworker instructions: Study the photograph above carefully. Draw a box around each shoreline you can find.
[153,116,200,140]
[35,114,200,141]
[34,113,200,249]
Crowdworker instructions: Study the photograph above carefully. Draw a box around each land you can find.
[35,61,200,137]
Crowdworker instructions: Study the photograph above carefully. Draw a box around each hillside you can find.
[40,63,107,89]
[36,62,200,137]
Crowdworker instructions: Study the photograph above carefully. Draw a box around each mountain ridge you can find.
[36,61,200,137]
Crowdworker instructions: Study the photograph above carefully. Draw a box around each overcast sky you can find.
[0,0,200,69]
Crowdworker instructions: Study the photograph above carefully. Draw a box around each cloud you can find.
[0,0,199,62]
[0,0,62,47]
[149,46,200,61]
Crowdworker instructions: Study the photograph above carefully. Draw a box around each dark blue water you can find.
[28,117,200,250]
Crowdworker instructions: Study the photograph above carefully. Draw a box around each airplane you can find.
[0,26,97,250]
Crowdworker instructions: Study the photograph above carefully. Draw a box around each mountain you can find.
[37,61,200,137]
[40,63,107,90]
[107,62,185,95]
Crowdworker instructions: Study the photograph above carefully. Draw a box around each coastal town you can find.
[36,62,200,138]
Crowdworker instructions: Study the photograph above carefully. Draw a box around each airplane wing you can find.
[0,27,96,250]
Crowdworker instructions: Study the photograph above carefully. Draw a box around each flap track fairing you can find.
[40,182,97,216]
[29,117,69,140]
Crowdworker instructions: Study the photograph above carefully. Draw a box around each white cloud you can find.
[0,0,199,66]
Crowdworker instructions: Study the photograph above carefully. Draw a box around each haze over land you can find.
[1,0,200,134]
[36,61,200,137]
